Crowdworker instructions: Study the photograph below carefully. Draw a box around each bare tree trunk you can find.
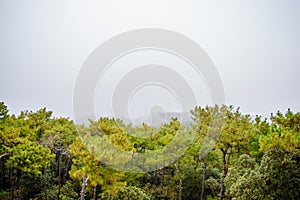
[17,170,21,200]
[57,152,61,200]
[1,157,5,183]
[44,167,48,200]
[194,156,200,173]
[161,167,164,189]
[167,167,172,186]
[50,160,54,186]
[219,148,228,200]
[80,174,88,200]
[63,157,70,184]
[174,163,182,200]
[93,186,97,200]
[10,166,14,200]
[200,163,207,200]
[161,162,165,190]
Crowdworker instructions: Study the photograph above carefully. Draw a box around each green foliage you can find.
[7,141,54,175]
[0,102,9,121]
[18,172,45,199]
[0,102,299,200]
[259,110,300,153]
[69,137,126,193]
[143,183,173,200]
[225,154,262,199]
[0,190,9,200]
[42,117,77,151]
[226,148,300,200]
[47,180,79,200]
[259,147,300,199]
[99,186,151,200]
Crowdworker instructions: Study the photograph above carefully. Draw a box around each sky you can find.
[1,0,300,122]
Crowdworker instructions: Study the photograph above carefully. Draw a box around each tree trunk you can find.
[1,157,5,183]
[16,170,21,200]
[219,148,228,200]
[167,167,172,186]
[174,163,182,200]
[80,174,88,200]
[44,167,48,200]
[93,186,97,200]
[50,160,54,185]
[57,152,61,200]
[161,162,165,190]
[227,147,232,167]
[200,162,207,200]
[194,155,200,173]
[161,167,164,189]
[10,166,14,200]
[63,157,70,184]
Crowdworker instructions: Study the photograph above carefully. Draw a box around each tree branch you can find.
[0,153,11,159]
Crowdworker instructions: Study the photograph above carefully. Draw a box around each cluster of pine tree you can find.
[0,102,299,200]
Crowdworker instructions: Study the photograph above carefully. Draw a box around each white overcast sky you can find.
[1,0,300,120]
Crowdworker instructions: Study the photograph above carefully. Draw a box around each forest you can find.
[0,102,299,200]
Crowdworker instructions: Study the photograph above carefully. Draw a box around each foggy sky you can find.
[1,0,300,120]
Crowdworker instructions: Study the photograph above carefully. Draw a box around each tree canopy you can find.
[0,102,299,199]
